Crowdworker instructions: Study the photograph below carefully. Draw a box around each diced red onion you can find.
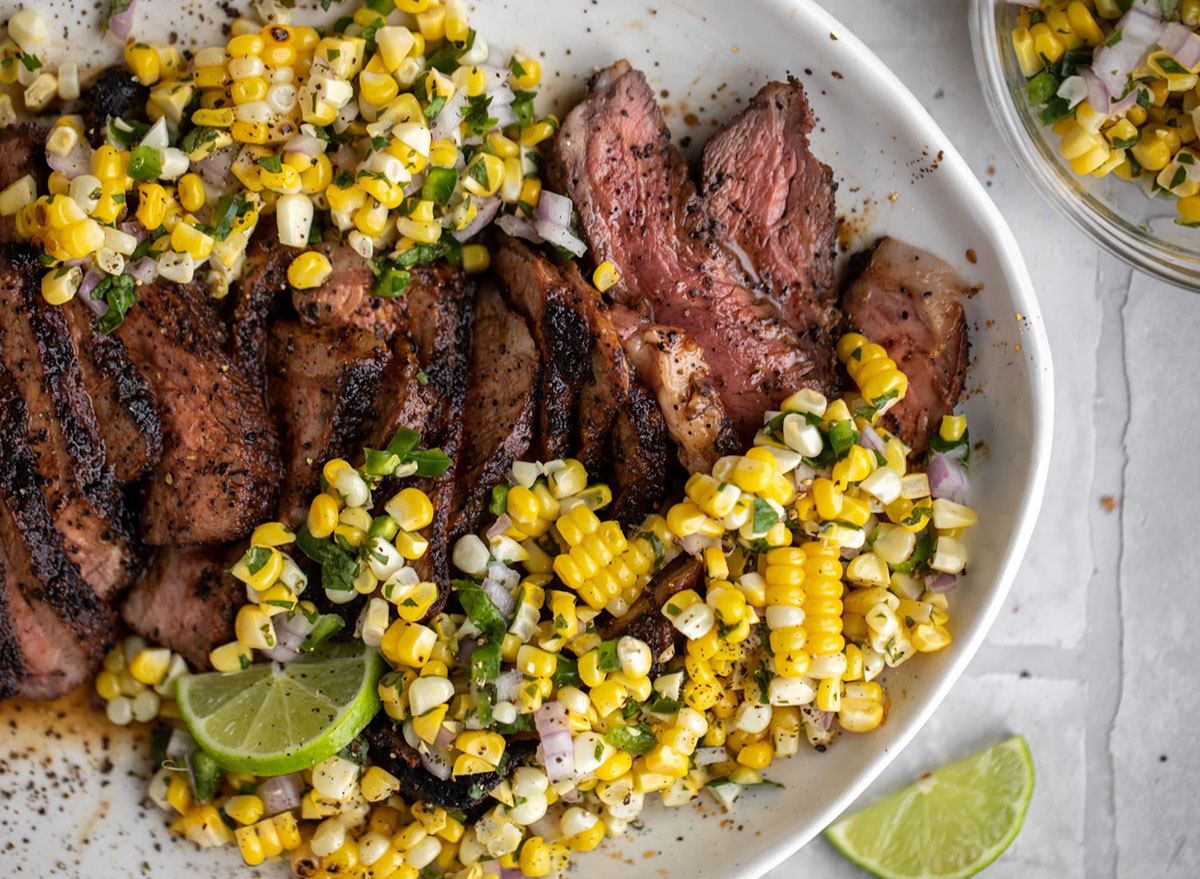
[497,213,543,244]
[263,644,301,663]
[194,144,236,188]
[432,89,469,144]
[164,728,196,759]
[1057,75,1088,109]
[678,533,719,557]
[333,142,360,175]
[559,786,581,803]
[47,141,93,179]
[479,861,523,879]
[1109,87,1141,115]
[858,423,886,455]
[120,220,147,242]
[694,746,728,766]
[927,572,959,593]
[801,705,834,731]
[404,171,426,197]
[459,637,479,669]
[927,452,969,503]
[105,0,138,42]
[80,266,103,297]
[489,561,520,592]
[791,462,818,484]
[128,257,157,284]
[256,773,304,816]
[284,134,327,159]
[1090,6,1164,101]
[1080,68,1109,113]
[434,724,456,750]
[533,219,587,257]
[1161,22,1200,69]
[486,514,513,540]
[420,746,453,781]
[480,574,515,620]
[495,669,523,702]
[534,701,575,781]
[452,196,500,242]
[533,190,573,228]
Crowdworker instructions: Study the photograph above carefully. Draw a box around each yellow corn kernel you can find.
[737,741,773,770]
[129,647,171,685]
[226,794,265,826]
[209,640,253,672]
[175,172,205,213]
[136,183,169,230]
[231,76,269,104]
[288,251,333,289]
[307,492,340,539]
[457,242,488,273]
[508,53,541,90]
[170,222,215,261]
[1011,27,1042,77]
[592,259,621,292]
[125,41,162,85]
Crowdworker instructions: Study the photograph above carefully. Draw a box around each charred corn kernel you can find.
[210,640,253,672]
[307,493,340,539]
[287,251,332,289]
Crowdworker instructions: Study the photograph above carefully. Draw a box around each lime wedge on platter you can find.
[176,642,383,775]
[825,735,1035,879]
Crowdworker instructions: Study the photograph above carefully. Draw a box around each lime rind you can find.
[825,735,1035,879]
[175,644,383,775]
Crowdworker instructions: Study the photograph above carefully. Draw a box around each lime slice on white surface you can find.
[825,735,1035,879]
[176,642,383,775]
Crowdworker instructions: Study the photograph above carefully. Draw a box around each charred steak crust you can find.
[121,544,245,670]
[81,69,149,144]
[119,281,283,545]
[599,555,702,674]
[700,79,840,348]
[607,382,669,529]
[449,286,540,541]
[0,561,23,701]
[228,232,294,398]
[61,300,163,484]
[267,322,391,525]
[493,239,592,460]
[0,252,143,599]
[0,364,115,699]
[841,237,970,454]
[551,61,835,439]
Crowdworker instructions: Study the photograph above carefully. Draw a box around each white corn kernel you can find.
[159,147,189,180]
[275,193,314,247]
[0,173,36,215]
[359,597,390,648]
[408,676,454,716]
[24,72,57,111]
[670,602,715,641]
[930,536,968,574]
[156,250,195,284]
[312,755,361,801]
[8,9,47,54]
[768,676,815,706]
[859,467,901,504]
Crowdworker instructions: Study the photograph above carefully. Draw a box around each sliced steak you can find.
[121,544,245,669]
[560,261,632,475]
[449,286,539,540]
[599,555,700,673]
[0,365,114,700]
[841,238,970,454]
[228,232,293,397]
[607,382,669,529]
[60,299,162,483]
[0,251,142,600]
[619,317,738,474]
[365,717,537,811]
[701,79,839,346]
[551,61,833,438]
[493,239,592,460]
[267,322,391,525]
[0,123,47,243]
[118,280,282,545]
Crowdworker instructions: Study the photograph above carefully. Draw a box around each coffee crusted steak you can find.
[118,280,282,545]
[493,239,592,460]
[60,300,162,484]
[551,60,834,438]
[449,286,540,540]
[701,79,840,347]
[0,364,115,700]
[599,554,701,674]
[121,544,245,670]
[267,322,391,525]
[0,250,142,600]
[841,237,970,454]
[607,382,669,529]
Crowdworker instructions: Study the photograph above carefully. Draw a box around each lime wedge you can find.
[176,642,384,775]
[825,735,1035,879]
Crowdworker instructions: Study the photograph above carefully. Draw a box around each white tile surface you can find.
[773,2,1200,878]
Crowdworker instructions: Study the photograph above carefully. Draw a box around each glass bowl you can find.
[970,0,1200,288]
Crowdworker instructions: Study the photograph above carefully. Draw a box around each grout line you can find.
[1082,253,1132,879]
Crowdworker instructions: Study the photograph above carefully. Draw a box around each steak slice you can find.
[841,238,970,454]
[550,60,833,438]
[560,260,632,475]
[0,251,142,600]
[599,555,700,673]
[607,382,669,529]
[60,299,162,483]
[0,365,114,700]
[701,80,839,347]
[121,544,245,669]
[0,123,47,243]
[267,322,391,525]
[449,286,539,540]
[493,239,592,460]
[618,316,738,474]
[118,280,282,545]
